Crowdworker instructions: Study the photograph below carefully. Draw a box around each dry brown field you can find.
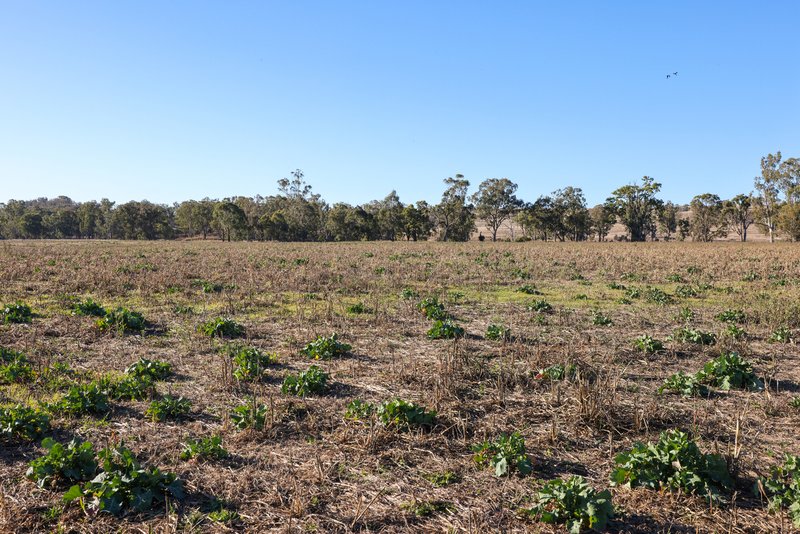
[2,239,800,533]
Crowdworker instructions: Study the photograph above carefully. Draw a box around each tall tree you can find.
[753,152,783,243]
[212,202,247,242]
[470,178,522,241]
[721,194,753,242]
[551,187,590,241]
[689,193,726,242]
[605,176,663,242]
[401,201,433,241]
[434,176,475,241]
[657,202,678,240]
[589,204,616,241]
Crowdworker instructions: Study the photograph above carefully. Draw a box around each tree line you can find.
[1,152,798,243]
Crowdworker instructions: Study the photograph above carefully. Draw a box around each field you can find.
[2,239,800,533]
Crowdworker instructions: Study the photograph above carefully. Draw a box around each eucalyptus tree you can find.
[605,177,663,241]
[471,178,522,241]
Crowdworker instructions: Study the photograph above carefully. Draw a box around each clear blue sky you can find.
[1,1,798,207]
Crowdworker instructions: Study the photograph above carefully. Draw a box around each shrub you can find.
[670,326,716,345]
[146,395,191,422]
[228,345,278,381]
[26,438,97,488]
[64,444,183,515]
[427,320,465,339]
[1,301,33,324]
[301,334,351,360]
[485,324,510,341]
[71,298,106,317]
[472,432,532,476]
[610,429,732,502]
[180,435,228,461]
[125,358,172,381]
[377,399,436,431]
[96,307,146,333]
[281,366,329,396]
[696,352,763,391]
[760,454,800,527]
[525,476,613,533]
[230,401,268,431]
[50,383,110,416]
[417,297,448,320]
[633,335,663,354]
[0,405,51,441]
[197,317,245,338]
[658,372,709,397]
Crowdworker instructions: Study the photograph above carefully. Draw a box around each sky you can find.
[1,1,798,207]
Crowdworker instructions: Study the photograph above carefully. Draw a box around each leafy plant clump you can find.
[417,297,448,320]
[344,399,375,421]
[486,324,511,341]
[377,399,436,431]
[228,345,278,381]
[50,383,110,416]
[92,373,154,402]
[146,395,191,422]
[716,309,746,324]
[516,284,542,295]
[281,366,329,396]
[759,454,800,527]
[633,334,664,354]
[670,326,716,345]
[301,333,351,360]
[591,311,613,326]
[2,301,33,324]
[696,352,764,391]
[96,307,146,333]
[770,326,793,344]
[180,435,228,461]
[0,405,51,442]
[198,317,245,338]
[230,401,268,431]
[526,476,613,533]
[71,298,106,317]
[472,432,532,477]
[644,287,672,305]
[528,299,552,313]
[0,354,34,384]
[427,319,465,339]
[26,438,97,488]
[346,302,371,314]
[658,372,709,397]
[610,429,732,502]
[534,364,578,382]
[125,358,172,381]
[64,444,183,515]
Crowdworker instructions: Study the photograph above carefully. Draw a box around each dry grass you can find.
[1,239,800,532]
